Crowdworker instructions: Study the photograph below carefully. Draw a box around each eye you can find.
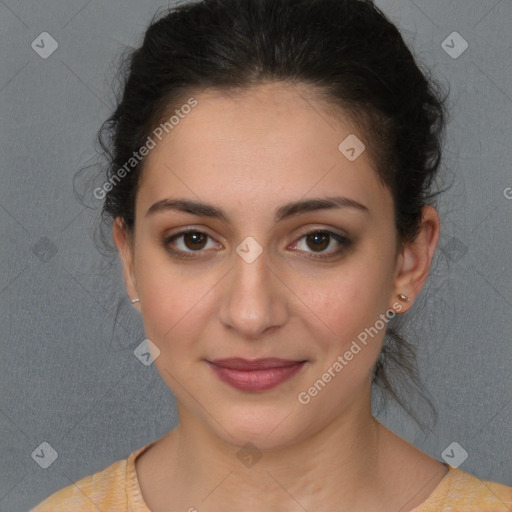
[163,229,220,259]
[163,228,351,261]
[290,230,351,260]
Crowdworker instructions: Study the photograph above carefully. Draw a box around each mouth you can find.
[206,358,308,392]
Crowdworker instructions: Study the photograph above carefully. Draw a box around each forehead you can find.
[137,82,391,218]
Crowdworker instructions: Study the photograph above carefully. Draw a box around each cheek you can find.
[134,248,205,346]
[291,254,394,348]
[139,276,206,343]
[293,268,393,408]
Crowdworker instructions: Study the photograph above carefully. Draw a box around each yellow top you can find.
[31,442,512,511]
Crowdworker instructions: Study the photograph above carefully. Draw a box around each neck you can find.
[161,384,386,511]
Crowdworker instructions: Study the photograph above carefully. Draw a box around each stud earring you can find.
[131,298,140,304]
[397,293,409,302]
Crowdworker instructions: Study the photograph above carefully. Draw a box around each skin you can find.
[113,82,446,511]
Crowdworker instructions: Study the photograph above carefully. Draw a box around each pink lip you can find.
[207,358,307,391]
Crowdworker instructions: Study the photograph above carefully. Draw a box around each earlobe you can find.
[112,218,139,304]
[391,205,440,310]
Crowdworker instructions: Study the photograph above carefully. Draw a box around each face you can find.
[115,82,418,450]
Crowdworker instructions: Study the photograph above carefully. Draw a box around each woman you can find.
[32,0,512,510]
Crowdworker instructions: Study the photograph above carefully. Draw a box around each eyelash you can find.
[162,228,351,261]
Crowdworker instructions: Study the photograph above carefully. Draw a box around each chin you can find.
[208,404,308,452]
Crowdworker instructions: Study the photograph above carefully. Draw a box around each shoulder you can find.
[413,466,512,512]
[30,444,151,512]
[377,424,512,511]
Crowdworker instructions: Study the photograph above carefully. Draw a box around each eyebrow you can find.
[146,195,369,223]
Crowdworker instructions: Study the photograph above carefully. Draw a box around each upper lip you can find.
[208,358,306,370]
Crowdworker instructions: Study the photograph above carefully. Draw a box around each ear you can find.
[112,217,139,309]
[391,205,440,312]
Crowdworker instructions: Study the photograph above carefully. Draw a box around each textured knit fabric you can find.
[31,442,512,511]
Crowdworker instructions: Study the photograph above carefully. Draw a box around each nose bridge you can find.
[219,240,288,338]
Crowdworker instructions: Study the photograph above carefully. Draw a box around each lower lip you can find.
[207,361,307,391]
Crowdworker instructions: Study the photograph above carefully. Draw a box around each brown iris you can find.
[183,232,207,250]
[305,232,330,252]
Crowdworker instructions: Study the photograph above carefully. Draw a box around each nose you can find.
[218,246,289,340]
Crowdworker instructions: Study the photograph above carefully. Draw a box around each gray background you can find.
[0,0,511,510]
